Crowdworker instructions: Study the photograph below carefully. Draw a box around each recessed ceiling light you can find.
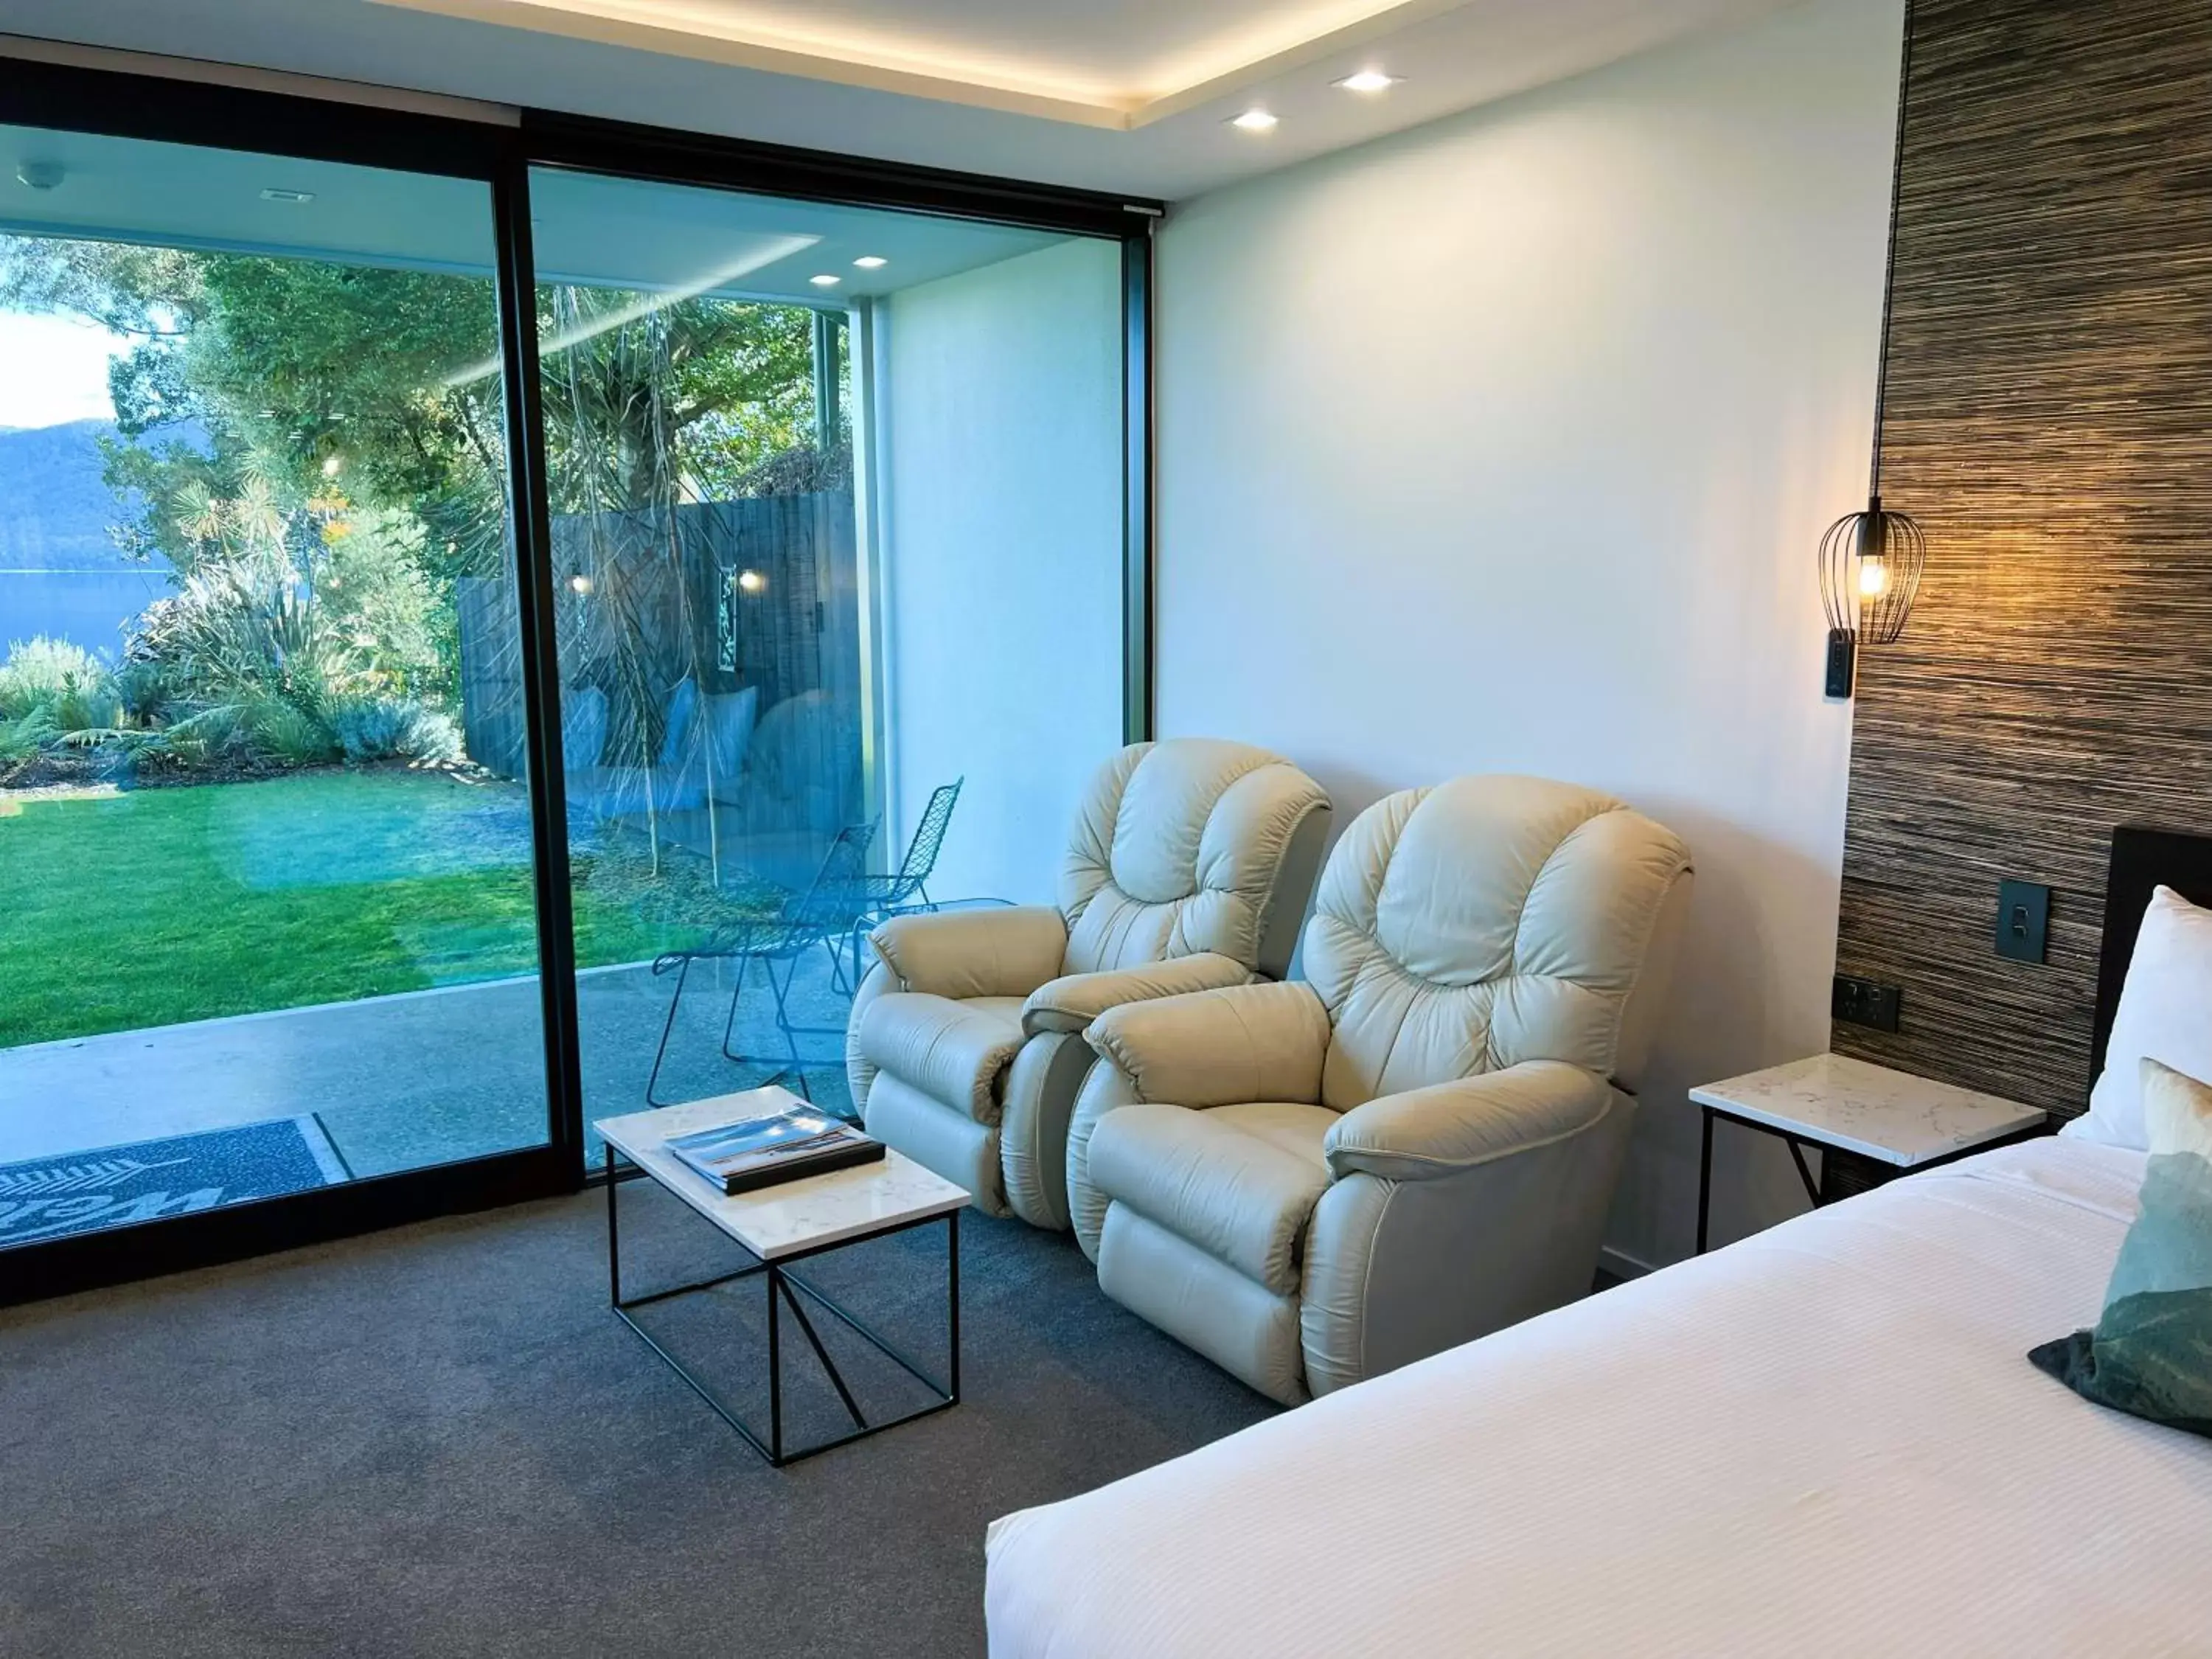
[261,187,316,204]
[1335,70,1402,94]
[852,255,888,269]
[1228,108,1279,132]
[810,274,842,287]
[15,160,63,192]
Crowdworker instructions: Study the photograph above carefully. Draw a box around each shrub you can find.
[328,693,462,765]
[247,698,339,767]
[404,707,464,764]
[318,514,448,698]
[129,556,364,714]
[0,636,111,722]
[109,658,179,725]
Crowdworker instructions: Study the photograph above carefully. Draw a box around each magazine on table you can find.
[665,1104,884,1196]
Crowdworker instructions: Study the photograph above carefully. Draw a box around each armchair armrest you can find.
[1324,1061,1611,1183]
[1021,953,1254,1037]
[868,905,1067,1001]
[1083,981,1329,1109]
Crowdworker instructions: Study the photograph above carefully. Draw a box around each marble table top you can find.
[1688,1053,2047,1168]
[595,1088,970,1260]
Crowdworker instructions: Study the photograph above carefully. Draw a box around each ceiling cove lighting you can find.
[809,273,842,287]
[1818,0,1926,699]
[261,187,316,204]
[1228,108,1279,132]
[852,255,888,269]
[1334,69,1402,93]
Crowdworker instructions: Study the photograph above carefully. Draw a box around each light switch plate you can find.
[1995,880,2051,964]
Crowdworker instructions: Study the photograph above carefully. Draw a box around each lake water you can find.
[0,569,173,659]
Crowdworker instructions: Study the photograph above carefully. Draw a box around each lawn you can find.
[0,768,734,1049]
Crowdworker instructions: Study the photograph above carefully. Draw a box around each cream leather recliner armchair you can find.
[1068,774,1693,1405]
[846,740,1331,1227]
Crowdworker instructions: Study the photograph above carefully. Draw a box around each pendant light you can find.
[1820,0,1927,699]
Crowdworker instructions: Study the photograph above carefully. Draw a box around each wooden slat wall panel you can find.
[1832,0,2212,1114]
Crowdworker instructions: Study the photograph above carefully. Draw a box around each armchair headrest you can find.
[1060,738,1331,976]
[1306,775,1692,1107]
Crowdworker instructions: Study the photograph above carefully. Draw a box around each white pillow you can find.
[2066,886,2212,1150]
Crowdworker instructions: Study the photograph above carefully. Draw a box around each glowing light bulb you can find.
[321,453,344,479]
[569,574,592,596]
[1857,555,1889,599]
[737,569,765,594]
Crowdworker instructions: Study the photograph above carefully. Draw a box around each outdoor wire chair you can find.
[646,819,879,1112]
[832,777,964,993]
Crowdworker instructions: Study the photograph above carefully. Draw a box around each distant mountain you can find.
[0,419,184,573]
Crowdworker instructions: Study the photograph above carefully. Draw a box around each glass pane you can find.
[526,169,1125,1137]
[0,128,549,1249]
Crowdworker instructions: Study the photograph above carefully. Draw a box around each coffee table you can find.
[596,1088,970,1467]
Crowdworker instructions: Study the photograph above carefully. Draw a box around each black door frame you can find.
[0,52,1158,1305]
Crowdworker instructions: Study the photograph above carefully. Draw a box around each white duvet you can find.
[986,1138,2212,1658]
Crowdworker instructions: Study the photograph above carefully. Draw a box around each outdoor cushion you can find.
[1087,1102,1337,1295]
[702,686,758,799]
[657,677,700,770]
[562,686,607,771]
[856,992,1026,1126]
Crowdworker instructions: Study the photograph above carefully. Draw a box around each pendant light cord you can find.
[1868,0,1916,502]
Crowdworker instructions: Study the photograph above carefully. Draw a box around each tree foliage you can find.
[0,231,835,712]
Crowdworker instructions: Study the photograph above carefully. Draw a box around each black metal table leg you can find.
[1696,1105,1714,1254]
[1784,1135,1823,1208]
[768,1261,782,1464]
[605,1172,964,1468]
[607,1141,620,1303]
[777,1276,869,1430]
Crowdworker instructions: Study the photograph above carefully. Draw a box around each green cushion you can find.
[2030,1147,2212,1439]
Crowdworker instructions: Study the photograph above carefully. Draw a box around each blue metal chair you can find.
[835,777,963,994]
[646,819,878,1110]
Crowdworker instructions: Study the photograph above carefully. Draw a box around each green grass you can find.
[0,768,709,1049]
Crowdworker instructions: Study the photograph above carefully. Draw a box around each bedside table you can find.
[1688,1053,2048,1253]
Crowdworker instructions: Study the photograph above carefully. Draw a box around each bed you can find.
[984,830,2212,1658]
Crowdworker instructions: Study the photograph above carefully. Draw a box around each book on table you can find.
[664,1104,885,1196]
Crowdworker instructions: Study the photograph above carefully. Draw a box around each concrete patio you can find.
[0,946,859,1177]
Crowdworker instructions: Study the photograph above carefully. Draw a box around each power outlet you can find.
[1832,973,1902,1032]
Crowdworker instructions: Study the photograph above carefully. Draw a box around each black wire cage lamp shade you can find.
[1820,494,1927,696]
[1820,0,1926,700]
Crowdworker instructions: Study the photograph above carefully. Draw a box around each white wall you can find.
[876,236,1125,907]
[1154,0,1899,1267]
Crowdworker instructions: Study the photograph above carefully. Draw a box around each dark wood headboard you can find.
[2090,827,2212,1088]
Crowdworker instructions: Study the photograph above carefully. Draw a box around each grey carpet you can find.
[0,1185,1277,1658]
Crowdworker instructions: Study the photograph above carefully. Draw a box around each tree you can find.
[0,232,833,710]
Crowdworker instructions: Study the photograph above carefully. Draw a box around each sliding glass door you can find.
[524,169,1129,1132]
[0,52,1148,1296]
[0,125,554,1249]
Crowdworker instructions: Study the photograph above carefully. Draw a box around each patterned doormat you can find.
[0,1117,351,1247]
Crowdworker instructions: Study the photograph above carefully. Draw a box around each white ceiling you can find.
[0,0,1795,201]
